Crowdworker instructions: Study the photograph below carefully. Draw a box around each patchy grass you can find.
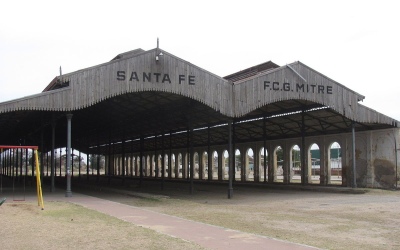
[0,201,204,250]
[3,183,400,250]
[97,186,400,250]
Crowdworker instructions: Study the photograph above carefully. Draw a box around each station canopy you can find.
[0,48,398,154]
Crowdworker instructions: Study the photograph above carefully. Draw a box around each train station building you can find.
[0,46,399,197]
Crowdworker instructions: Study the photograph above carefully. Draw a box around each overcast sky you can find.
[1,0,399,121]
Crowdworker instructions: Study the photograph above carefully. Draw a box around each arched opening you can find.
[164,154,169,178]
[212,151,218,180]
[134,156,139,177]
[151,155,155,177]
[124,156,128,176]
[245,148,254,181]
[223,150,229,180]
[258,147,268,182]
[309,143,320,184]
[193,152,199,179]
[124,156,129,176]
[202,151,208,180]
[235,149,241,181]
[132,155,138,176]
[145,155,150,177]
[171,153,176,178]
[127,156,132,176]
[123,156,127,176]
[330,142,342,185]
[119,155,123,176]
[132,155,140,176]
[274,146,283,183]
[129,156,134,176]
[126,156,131,176]
[157,154,162,177]
[136,156,140,177]
[177,153,183,178]
[129,156,133,176]
[112,155,117,176]
[182,153,188,179]
[290,145,301,183]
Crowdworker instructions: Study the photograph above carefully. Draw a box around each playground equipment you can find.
[0,146,44,210]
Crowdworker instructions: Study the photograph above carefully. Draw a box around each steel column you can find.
[228,120,234,199]
[161,132,165,190]
[65,113,73,197]
[140,136,144,187]
[301,110,307,185]
[263,117,267,183]
[189,121,194,194]
[352,122,357,188]
[51,116,56,192]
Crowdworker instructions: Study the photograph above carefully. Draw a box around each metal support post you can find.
[65,113,73,197]
[51,116,56,192]
[352,122,357,188]
[228,120,234,199]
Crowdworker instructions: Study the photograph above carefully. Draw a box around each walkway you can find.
[50,191,317,250]
[3,183,319,250]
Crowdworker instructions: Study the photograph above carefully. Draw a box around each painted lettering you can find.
[179,75,185,84]
[310,85,316,93]
[296,83,304,92]
[262,81,333,95]
[264,81,270,90]
[129,72,139,81]
[143,72,151,82]
[189,75,195,85]
[162,74,171,83]
[283,82,290,91]
[154,73,161,82]
[117,71,125,81]
[273,82,279,90]
[116,71,194,85]
[327,86,333,94]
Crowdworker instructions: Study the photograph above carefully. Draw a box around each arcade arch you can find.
[223,150,229,180]
[235,149,241,181]
[290,145,301,183]
[193,152,199,179]
[245,148,254,181]
[171,153,176,178]
[274,146,284,183]
[309,143,321,184]
[177,153,183,178]
[212,151,218,180]
[329,142,342,185]
[258,147,268,182]
[201,151,208,180]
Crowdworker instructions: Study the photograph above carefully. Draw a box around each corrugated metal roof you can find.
[0,48,398,153]
[224,61,280,83]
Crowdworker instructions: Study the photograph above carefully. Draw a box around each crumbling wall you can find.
[342,128,399,189]
[355,136,368,187]
[371,130,398,189]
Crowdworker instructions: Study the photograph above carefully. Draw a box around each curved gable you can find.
[233,62,364,118]
[65,49,233,116]
[0,49,233,116]
[0,49,397,128]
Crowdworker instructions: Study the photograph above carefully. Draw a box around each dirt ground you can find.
[2,179,400,249]
[0,196,204,250]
